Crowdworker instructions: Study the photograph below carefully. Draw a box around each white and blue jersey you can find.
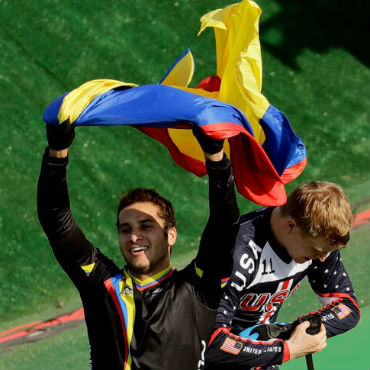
[205,207,360,369]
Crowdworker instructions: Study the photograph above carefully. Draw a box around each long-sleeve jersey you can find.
[205,207,360,370]
[37,149,240,370]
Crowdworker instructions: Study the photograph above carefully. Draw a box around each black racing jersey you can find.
[37,150,240,370]
[205,207,360,369]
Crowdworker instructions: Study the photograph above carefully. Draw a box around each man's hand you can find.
[46,120,75,150]
[286,321,327,360]
[192,126,224,161]
[46,120,75,158]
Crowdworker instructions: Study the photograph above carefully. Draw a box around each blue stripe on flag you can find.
[260,104,306,175]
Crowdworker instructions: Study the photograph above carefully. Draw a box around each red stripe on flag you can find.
[281,157,307,184]
[139,121,289,206]
[136,126,206,177]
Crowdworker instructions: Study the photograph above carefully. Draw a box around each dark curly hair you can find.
[116,188,176,232]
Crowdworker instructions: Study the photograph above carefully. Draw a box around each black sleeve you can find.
[194,155,240,304]
[304,249,360,338]
[37,148,102,287]
[205,329,288,370]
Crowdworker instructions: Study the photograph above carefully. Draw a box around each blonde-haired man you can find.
[206,181,359,369]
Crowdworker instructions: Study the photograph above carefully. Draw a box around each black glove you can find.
[192,125,224,155]
[46,120,75,150]
[248,314,322,341]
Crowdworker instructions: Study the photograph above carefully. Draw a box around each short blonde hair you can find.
[280,181,352,248]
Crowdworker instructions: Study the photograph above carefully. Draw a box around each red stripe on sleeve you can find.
[208,327,231,346]
[282,341,290,362]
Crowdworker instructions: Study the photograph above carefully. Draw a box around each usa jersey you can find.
[205,207,360,369]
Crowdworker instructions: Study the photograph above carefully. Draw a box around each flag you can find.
[43,0,306,206]
[220,337,243,355]
[332,303,352,320]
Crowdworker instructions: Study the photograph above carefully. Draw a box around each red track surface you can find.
[353,209,370,227]
[0,309,84,348]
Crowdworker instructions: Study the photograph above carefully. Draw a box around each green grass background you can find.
[0,0,369,369]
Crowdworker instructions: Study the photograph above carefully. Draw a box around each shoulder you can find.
[236,207,271,258]
[238,207,271,239]
[239,207,269,226]
[88,248,120,281]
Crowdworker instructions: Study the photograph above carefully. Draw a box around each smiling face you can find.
[117,201,177,279]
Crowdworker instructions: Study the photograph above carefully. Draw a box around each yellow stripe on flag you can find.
[58,79,137,125]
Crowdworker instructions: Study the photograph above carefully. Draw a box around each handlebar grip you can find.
[305,314,322,335]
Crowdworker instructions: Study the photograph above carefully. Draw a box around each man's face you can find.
[117,202,177,278]
[284,222,333,264]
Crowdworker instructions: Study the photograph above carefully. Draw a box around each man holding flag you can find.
[37,121,240,370]
[37,1,352,369]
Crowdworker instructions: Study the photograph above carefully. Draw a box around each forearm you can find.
[307,251,360,337]
[205,328,288,369]
[206,154,240,226]
[37,148,95,266]
[37,148,71,237]
[193,154,240,296]
[299,293,360,338]
[193,128,239,226]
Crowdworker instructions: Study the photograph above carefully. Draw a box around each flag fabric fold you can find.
[43,0,307,206]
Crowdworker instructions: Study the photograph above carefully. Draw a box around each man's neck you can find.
[128,265,172,282]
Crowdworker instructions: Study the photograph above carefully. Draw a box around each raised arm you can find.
[191,127,240,305]
[37,122,97,284]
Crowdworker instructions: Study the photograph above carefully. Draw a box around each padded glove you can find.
[192,125,224,154]
[239,322,292,341]
[46,120,75,150]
